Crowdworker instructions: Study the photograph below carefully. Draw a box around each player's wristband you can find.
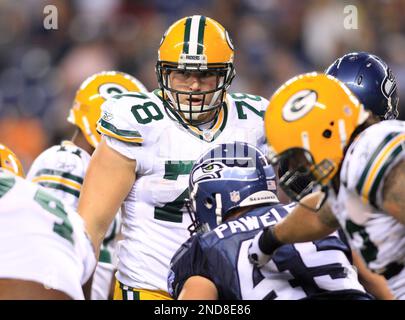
[259,226,284,255]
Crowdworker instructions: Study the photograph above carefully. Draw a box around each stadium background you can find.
[0,0,404,172]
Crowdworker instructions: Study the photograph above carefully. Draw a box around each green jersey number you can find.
[230,93,264,119]
[154,161,194,223]
[345,220,378,263]
[130,94,164,125]
[34,189,74,244]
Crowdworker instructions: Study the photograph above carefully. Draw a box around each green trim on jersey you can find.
[355,132,402,207]
[38,181,80,198]
[99,119,143,138]
[34,168,84,184]
[167,103,228,141]
[368,144,403,207]
[0,175,16,198]
[212,105,228,141]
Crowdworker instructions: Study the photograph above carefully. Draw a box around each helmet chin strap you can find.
[215,193,223,226]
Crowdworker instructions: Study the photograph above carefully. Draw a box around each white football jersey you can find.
[97,90,268,291]
[26,140,121,299]
[0,169,96,299]
[328,120,405,299]
[27,141,90,208]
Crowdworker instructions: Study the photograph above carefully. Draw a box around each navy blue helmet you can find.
[187,142,279,234]
[325,51,399,120]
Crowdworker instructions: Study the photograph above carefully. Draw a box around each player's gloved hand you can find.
[248,226,283,267]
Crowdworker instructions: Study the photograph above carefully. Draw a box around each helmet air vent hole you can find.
[204,198,213,209]
[322,129,332,139]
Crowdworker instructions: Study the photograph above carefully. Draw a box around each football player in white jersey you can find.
[0,145,96,299]
[248,73,405,299]
[77,15,269,300]
[325,51,396,299]
[26,71,148,300]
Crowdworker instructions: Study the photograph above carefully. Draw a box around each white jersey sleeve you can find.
[0,170,96,299]
[97,92,165,175]
[343,120,405,210]
[26,141,91,209]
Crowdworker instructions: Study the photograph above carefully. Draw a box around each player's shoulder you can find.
[227,92,269,105]
[0,170,42,209]
[170,233,214,277]
[342,120,405,205]
[97,90,168,144]
[356,120,405,148]
[33,141,90,161]
[27,141,89,184]
[227,92,269,117]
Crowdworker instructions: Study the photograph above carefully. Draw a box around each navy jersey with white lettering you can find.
[168,203,368,300]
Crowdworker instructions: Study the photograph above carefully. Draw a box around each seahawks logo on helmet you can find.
[190,162,226,188]
[381,68,396,99]
[282,90,318,122]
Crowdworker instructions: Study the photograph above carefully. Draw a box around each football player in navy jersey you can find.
[168,142,372,300]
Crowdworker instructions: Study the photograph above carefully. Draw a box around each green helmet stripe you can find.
[197,16,206,55]
[183,17,192,54]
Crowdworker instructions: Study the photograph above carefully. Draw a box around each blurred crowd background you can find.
[0,0,404,171]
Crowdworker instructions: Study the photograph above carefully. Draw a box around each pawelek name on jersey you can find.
[169,203,371,300]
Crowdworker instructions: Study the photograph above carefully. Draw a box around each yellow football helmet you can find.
[264,73,369,202]
[68,71,147,149]
[0,143,25,177]
[156,15,235,124]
